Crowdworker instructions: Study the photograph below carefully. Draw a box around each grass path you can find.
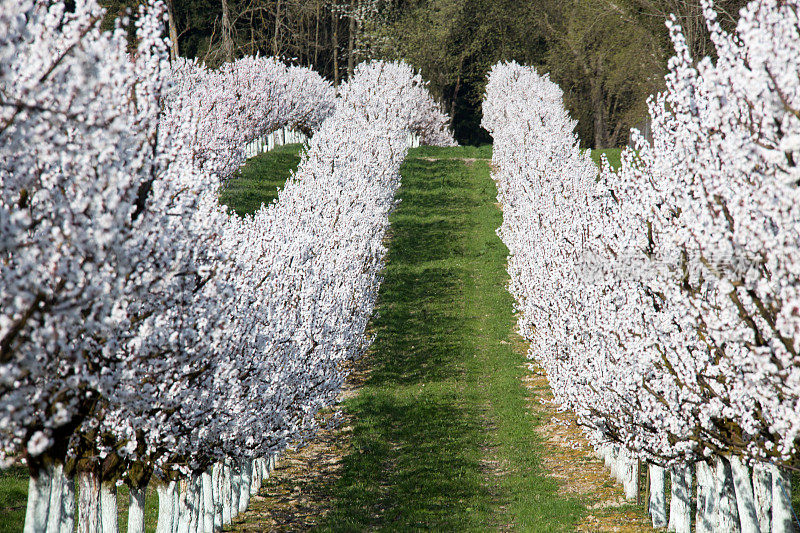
[317,145,584,530]
[229,145,652,532]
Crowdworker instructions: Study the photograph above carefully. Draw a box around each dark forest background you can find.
[102,0,750,146]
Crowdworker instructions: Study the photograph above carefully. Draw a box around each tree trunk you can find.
[212,463,223,530]
[177,479,190,533]
[273,0,283,57]
[696,461,716,533]
[332,9,340,86]
[711,456,741,532]
[46,464,64,532]
[24,466,51,533]
[100,482,119,533]
[221,0,234,62]
[771,465,792,533]
[752,463,772,533]
[347,9,356,79]
[667,465,692,533]
[622,454,638,500]
[127,484,146,533]
[251,459,259,496]
[590,77,607,149]
[60,473,75,533]
[450,73,462,121]
[222,462,232,526]
[231,466,241,519]
[189,475,200,533]
[155,481,177,533]
[202,470,214,533]
[648,464,667,528]
[728,456,760,533]
[172,483,181,533]
[78,469,101,533]
[165,0,180,60]
[314,1,320,67]
[239,461,251,514]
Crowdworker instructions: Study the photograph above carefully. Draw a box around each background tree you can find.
[98,0,749,145]
[536,0,666,147]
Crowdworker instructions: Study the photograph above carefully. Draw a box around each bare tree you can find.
[221,0,234,61]
[165,0,180,59]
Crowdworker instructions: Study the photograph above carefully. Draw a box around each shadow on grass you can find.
[365,159,479,387]
[321,390,492,531]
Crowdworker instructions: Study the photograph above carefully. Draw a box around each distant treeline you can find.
[102,0,749,146]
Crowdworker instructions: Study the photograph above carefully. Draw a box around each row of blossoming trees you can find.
[483,0,799,531]
[0,0,455,531]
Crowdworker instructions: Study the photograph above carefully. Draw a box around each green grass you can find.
[0,466,27,533]
[409,144,493,160]
[315,145,583,531]
[219,143,305,216]
[590,148,623,170]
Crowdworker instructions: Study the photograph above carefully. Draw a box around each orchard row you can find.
[483,1,799,531]
[0,1,454,531]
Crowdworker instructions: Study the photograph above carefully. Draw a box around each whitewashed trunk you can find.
[608,446,620,482]
[696,461,716,533]
[648,464,667,528]
[60,473,75,533]
[729,456,760,533]
[177,480,191,533]
[172,481,180,533]
[250,459,260,496]
[231,466,241,519]
[127,485,146,533]
[667,464,692,533]
[714,456,741,533]
[45,464,64,532]
[222,462,232,526]
[239,461,251,514]
[622,456,638,500]
[100,482,119,533]
[77,470,101,533]
[752,463,772,533]
[24,467,52,533]
[212,463,223,530]
[202,470,214,533]
[771,465,792,533]
[190,475,201,533]
[601,445,613,470]
[156,481,177,533]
